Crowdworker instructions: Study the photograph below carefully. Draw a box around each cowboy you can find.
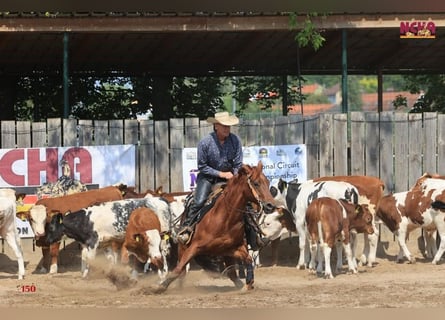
[177,111,243,245]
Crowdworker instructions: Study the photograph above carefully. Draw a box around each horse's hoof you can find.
[153,284,168,294]
[244,281,254,290]
[234,279,244,289]
[409,257,416,264]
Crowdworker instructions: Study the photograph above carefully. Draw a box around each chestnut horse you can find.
[155,161,276,293]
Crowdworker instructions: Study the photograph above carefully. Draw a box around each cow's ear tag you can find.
[135,235,140,242]
[163,234,170,241]
[355,207,360,214]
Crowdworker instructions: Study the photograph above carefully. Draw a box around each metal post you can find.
[281,75,288,116]
[63,32,70,118]
[377,69,383,112]
[341,29,348,113]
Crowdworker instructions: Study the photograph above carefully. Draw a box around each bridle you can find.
[246,174,266,214]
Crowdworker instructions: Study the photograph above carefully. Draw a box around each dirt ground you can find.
[1,226,445,310]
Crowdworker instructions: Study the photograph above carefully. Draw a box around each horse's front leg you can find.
[155,244,196,293]
[232,245,254,290]
[223,257,244,288]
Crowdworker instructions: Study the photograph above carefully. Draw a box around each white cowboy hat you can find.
[206,111,239,126]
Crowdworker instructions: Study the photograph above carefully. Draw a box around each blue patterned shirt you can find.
[197,132,243,178]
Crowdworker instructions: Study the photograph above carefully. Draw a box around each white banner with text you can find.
[182,144,307,192]
[0,144,136,188]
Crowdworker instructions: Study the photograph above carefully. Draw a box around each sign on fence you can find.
[0,145,136,188]
[182,144,307,192]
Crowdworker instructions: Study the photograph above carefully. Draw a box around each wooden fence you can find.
[2,111,445,194]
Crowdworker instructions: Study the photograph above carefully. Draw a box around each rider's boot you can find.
[177,207,199,245]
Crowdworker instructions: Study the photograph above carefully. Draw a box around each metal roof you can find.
[0,12,444,77]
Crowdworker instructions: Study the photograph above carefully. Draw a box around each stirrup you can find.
[177,226,194,245]
[178,226,193,236]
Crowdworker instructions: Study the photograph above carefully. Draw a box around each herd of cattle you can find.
[1,171,445,283]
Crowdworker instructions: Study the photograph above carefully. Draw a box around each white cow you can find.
[0,188,25,279]
[267,178,360,269]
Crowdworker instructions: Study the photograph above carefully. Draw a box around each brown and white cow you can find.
[376,177,445,264]
[267,178,360,269]
[313,175,385,267]
[122,207,166,280]
[306,197,374,279]
[29,185,125,274]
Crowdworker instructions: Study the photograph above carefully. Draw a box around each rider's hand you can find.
[219,171,234,180]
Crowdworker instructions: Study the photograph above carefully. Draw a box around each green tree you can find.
[348,76,363,111]
[231,76,305,116]
[397,74,445,113]
[171,76,224,119]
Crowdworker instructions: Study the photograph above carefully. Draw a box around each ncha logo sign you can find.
[400,21,436,38]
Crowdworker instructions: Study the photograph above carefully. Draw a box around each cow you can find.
[313,175,385,267]
[376,177,445,264]
[29,185,125,274]
[268,178,360,269]
[45,197,171,277]
[258,206,296,266]
[0,188,25,279]
[305,197,374,278]
[122,207,166,281]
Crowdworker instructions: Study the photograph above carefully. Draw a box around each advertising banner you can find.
[0,145,136,188]
[182,144,307,192]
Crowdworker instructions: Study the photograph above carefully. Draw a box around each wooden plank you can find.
[319,113,334,177]
[304,115,319,180]
[199,119,213,141]
[16,121,31,148]
[122,119,139,190]
[77,119,93,146]
[109,119,124,145]
[169,118,185,192]
[364,113,379,178]
[350,112,366,176]
[438,114,445,174]
[184,117,200,148]
[393,113,409,192]
[273,116,289,145]
[94,120,109,145]
[288,114,304,145]
[379,111,394,193]
[237,117,247,145]
[333,113,348,176]
[1,121,16,148]
[62,118,77,147]
[32,122,47,147]
[154,120,170,191]
[139,119,155,192]
[408,113,423,188]
[245,119,260,147]
[423,112,437,174]
[260,117,274,146]
[124,119,139,145]
[47,118,62,147]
